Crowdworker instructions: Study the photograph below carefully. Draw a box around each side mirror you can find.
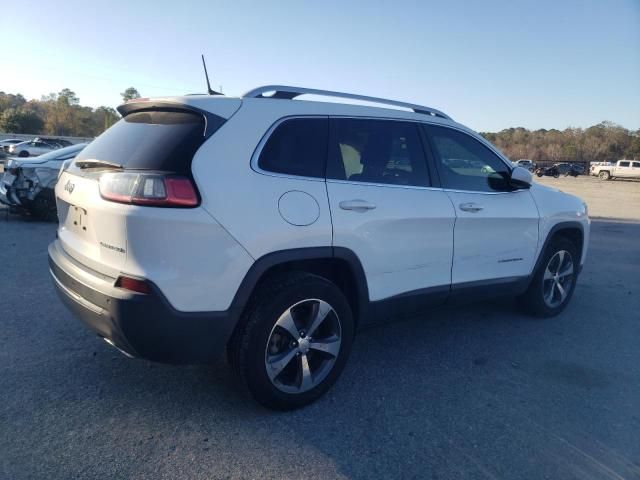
[510,166,532,188]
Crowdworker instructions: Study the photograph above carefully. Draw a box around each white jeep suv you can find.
[49,86,590,409]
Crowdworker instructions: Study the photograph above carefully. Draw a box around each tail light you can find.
[115,275,151,294]
[99,172,199,207]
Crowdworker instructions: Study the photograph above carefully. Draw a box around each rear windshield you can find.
[72,110,207,174]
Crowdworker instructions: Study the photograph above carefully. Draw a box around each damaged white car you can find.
[0,143,87,221]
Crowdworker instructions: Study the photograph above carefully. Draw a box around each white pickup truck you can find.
[591,160,640,180]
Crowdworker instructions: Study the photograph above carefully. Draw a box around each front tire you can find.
[520,237,578,317]
[18,150,29,158]
[229,272,354,410]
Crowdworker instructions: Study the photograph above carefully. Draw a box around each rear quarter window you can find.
[257,118,328,178]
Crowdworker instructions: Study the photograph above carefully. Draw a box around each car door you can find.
[35,142,53,155]
[616,161,632,177]
[326,118,455,304]
[423,124,539,287]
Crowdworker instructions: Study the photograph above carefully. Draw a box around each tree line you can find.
[0,87,141,138]
[481,122,640,164]
[2,88,638,163]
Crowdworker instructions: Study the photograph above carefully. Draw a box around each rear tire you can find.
[228,272,354,410]
[18,150,29,158]
[519,237,578,317]
[598,171,610,180]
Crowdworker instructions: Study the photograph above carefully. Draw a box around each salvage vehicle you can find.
[49,86,590,410]
[535,162,578,178]
[0,143,87,220]
[591,159,640,180]
[8,140,58,157]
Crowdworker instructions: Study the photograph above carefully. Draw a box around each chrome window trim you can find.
[326,178,444,192]
[250,114,516,191]
[441,187,529,195]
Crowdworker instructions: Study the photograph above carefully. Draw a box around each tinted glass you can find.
[258,118,328,178]
[327,118,429,187]
[619,161,630,167]
[426,126,512,192]
[633,162,640,168]
[73,110,207,174]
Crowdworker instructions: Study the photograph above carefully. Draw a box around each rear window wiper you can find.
[75,159,124,170]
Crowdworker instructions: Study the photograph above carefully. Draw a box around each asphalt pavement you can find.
[1,214,639,479]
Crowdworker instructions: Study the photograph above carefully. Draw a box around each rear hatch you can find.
[55,100,238,276]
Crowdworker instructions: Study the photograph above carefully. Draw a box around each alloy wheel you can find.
[264,299,342,394]
[542,250,574,308]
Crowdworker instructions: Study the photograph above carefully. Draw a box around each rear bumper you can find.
[48,239,239,364]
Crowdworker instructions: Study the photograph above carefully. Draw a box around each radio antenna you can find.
[201,55,222,95]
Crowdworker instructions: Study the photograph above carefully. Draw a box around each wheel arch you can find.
[228,247,369,333]
[533,221,585,277]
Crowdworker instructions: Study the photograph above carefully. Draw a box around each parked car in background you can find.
[535,162,583,178]
[1,138,26,152]
[565,164,585,177]
[34,137,73,148]
[49,85,589,410]
[0,143,87,220]
[8,140,59,157]
[536,163,564,177]
[591,160,640,180]
[516,159,536,171]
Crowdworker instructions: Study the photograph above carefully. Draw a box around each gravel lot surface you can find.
[1,176,639,479]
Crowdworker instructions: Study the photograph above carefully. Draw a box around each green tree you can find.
[94,106,119,131]
[0,107,44,133]
[58,88,80,106]
[0,92,27,115]
[121,87,141,103]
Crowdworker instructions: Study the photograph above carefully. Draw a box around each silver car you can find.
[0,139,26,153]
[0,143,87,220]
[8,140,58,157]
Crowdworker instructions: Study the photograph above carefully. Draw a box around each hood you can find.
[8,157,62,168]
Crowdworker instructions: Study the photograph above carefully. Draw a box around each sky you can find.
[1,0,639,132]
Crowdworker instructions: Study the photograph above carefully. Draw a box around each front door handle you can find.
[459,202,483,213]
[339,200,377,212]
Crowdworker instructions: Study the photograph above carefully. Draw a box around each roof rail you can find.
[242,85,452,120]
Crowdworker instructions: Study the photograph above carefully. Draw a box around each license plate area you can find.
[69,205,88,232]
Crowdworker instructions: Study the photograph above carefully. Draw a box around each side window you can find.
[257,118,328,178]
[633,162,640,168]
[425,125,512,192]
[619,161,630,167]
[327,118,430,187]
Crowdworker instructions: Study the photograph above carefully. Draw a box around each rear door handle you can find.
[339,200,377,211]
[459,202,483,213]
